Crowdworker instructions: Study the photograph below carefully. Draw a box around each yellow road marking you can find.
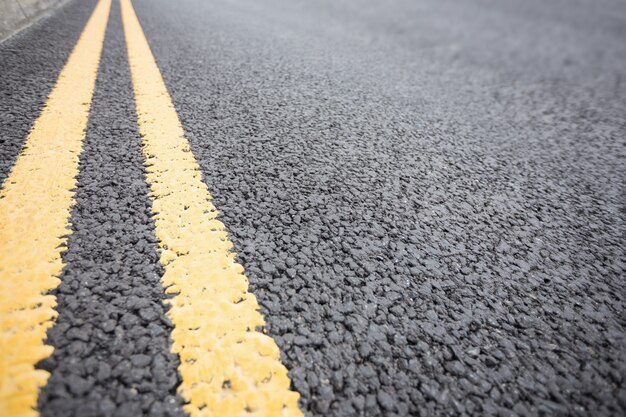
[0,0,111,415]
[120,1,303,416]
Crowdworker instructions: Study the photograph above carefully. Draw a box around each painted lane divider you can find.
[0,1,111,416]
[119,0,304,416]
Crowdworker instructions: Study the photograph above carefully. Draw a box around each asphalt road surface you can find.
[0,0,625,416]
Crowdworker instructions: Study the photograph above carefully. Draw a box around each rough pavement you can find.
[1,0,625,416]
[35,1,186,416]
[134,0,626,415]
[0,0,93,184]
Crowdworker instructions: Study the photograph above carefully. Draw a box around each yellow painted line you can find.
[120,1,303,416]
[0,0,111,416]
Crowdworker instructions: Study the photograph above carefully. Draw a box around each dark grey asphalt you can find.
[1,0,625,416]
[0,0,93,184]
[35,1,186,416]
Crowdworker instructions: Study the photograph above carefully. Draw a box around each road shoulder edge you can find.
[0,0,71,43]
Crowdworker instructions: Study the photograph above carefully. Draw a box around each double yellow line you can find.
[0,1,303,416]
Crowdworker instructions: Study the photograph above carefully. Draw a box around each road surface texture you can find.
[0,0,624,416]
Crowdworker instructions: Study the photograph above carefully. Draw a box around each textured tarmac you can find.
[35,1,186,416]
[1,0,625,416]
[134,0,626,415]
[0,0,93,183]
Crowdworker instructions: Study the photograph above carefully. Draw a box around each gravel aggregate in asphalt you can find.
[0,0,94,184]
[134,0,626,415]
[0,0,624,416]
[33,2,186,415]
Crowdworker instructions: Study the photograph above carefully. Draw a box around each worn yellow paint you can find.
[120,1,303,416]
[0,0,111,416]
